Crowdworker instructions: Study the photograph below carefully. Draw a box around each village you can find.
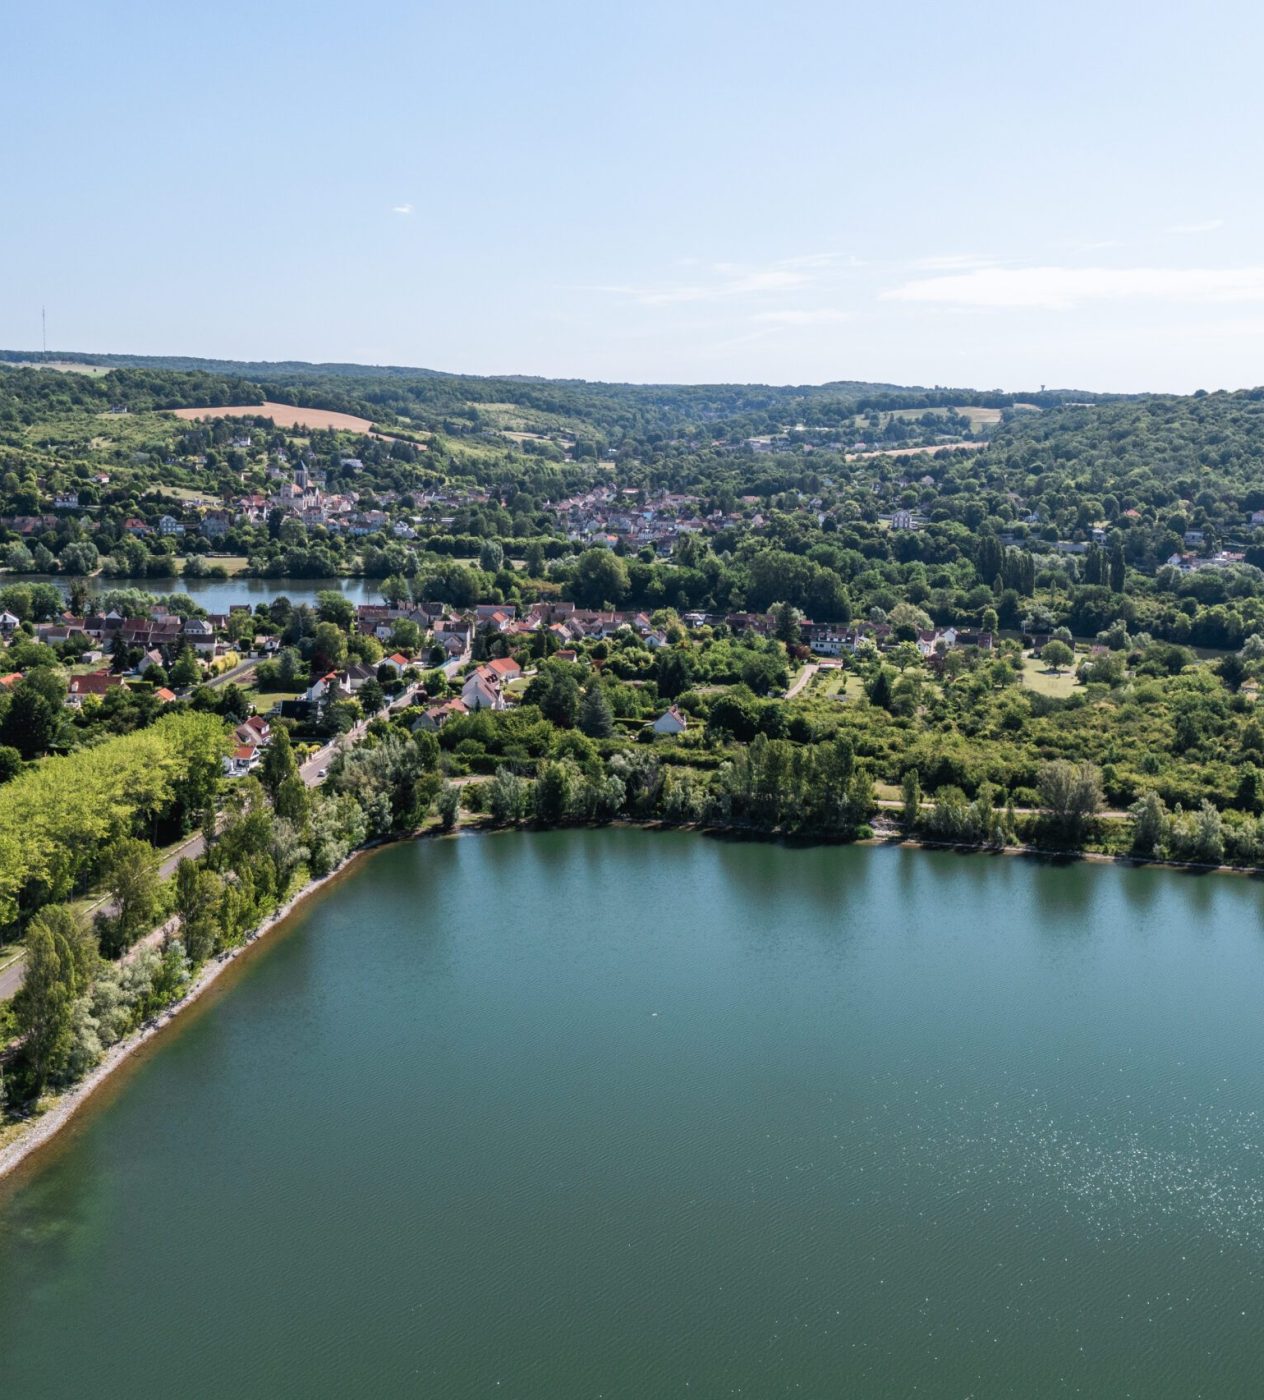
[0,577,1006,786]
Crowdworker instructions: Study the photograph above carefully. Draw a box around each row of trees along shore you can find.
[4,692,1260,1119]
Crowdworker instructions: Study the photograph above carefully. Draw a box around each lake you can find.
[16,573,387,611]
[2,832,1264,1397]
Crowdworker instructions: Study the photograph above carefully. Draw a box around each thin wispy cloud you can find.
[882,265,1264,310]
[391,203,414,216]
[1167,218,1224,234]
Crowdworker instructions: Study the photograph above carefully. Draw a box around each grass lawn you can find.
[248,690,299,712]
[816,666,850,698]
[1021,653,1078,698]
[172,554,250,575]
[157,485,223,506]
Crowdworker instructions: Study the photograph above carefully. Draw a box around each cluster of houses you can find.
[1164,548,1247,574]
[805,621,993,658]
[4,579,1008,763]
[549,486,733,553]
[27,606,242,665]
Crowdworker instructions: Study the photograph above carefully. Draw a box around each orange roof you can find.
[486,657,519,676]
[154,687,177,702]
[0,673,21,688]
[388,652,409,665]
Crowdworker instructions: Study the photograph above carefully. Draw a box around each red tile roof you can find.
[69,672,121,696]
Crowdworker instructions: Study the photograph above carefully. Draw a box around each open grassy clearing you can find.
[171,555,251,575]
[25,409,177,454]
[155,485,223,505]
[12,360,109,376]
[1021,653,1078,697]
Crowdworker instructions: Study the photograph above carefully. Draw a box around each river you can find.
[12,573,388,611]
[2,832,1263,1397]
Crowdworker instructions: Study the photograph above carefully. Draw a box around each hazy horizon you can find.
[6,345,1259,398]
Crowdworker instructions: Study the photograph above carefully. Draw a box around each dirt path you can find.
[785,663,819,700]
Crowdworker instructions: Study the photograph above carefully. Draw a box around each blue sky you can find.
[4,0,1261,391]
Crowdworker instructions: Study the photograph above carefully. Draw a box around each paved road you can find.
[0,827,209,1003]
[297,679,422,786]
[207,657,258,689]
[0,955,24,1004]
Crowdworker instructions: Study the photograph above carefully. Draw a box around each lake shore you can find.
[0,847,380,1185]
[2,816,1255,1184]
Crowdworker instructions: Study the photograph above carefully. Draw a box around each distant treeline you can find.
[0,351,1119,446]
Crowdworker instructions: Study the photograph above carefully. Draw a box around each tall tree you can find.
[12,906,97,1097]
[578,682,616,739]
[99,837,162,955]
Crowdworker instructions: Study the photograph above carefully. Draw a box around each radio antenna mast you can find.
[42,306,47,355]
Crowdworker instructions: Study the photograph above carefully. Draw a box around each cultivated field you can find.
[169,402,376,433]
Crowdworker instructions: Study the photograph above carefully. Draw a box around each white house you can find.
[182,617,217,655]
[461,669,505,711]
[651,705,688,735]
[305,671,351,704]
[807,624,849,656]
[379,651,413,677]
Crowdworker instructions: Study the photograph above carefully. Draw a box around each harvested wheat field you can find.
[169,402,376,433]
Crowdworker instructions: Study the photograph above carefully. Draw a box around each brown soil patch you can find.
[169,402,376,433]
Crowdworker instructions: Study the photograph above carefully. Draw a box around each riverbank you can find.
[0,845,383,1185]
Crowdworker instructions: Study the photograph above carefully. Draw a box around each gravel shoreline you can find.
[0,851,368,1185]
